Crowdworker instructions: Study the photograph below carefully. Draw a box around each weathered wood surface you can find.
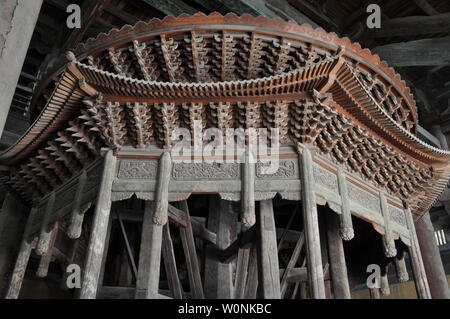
[116,209,138,280]
[373,37,450,66]
[234,224,251,299]
[153,152,172,225]
[5,208,38,299]
[36,222,58,278]
[67,170,87,239]
[394,255,409,283]
[337,168,354,240]
[242,151,256,226]
[280,231,305,297]
[36,191,56,255]
[371,12,450,38]
[162,224,183,299]
[380,192,397,257]
[325,212,351,299]
[204,196,236,299]
[299,147,326,299]
[135,201,163,299]
[380,267,390,296]
[244,245,258,299]
[97,215,113,293]
[220,225,256,263]
[404,203,432,299]
[80,150,117,299]
[257,200,281,299]
[178,200,204,299]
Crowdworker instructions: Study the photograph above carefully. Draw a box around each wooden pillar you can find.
[415,211,450,299]
[0,192,27,296]
[404,202,431,299]
[79,150,117,299]
[299,146,326,299]
[204,196,237,299]
[5,207,37,299]
[135,201,163,299]
[394,255,409,283]
[242,150,256,226]
[244,245,258,298]
[67,170,88,239]
[97,215,113,294]
[36,222,58,278]
[380,266,390,296]
[325,211,351,299]
[380,193,397,257]
[256,199,281,299]
[36,192,56,256]
[153,151,172,225]
[336,168,354,240]
[162,224,183,299]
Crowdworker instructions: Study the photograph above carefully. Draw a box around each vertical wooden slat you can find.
[257,199,281,299]
[299,146,326,299]
[79,150,117,299]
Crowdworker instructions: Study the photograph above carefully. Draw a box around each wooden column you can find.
[162,224,183,299]
[256,199,281,299]
[336,168,354,240]
[394,255,409,283]
[380,193,397,257]
[5,207,37,299]
[153,151,172,225]
[242,150,256,226]
[36,192,56,256]
[325,212,351,299]
[79,150,117,299]
[204,196,237,299]
[67,170,88,239]
[299,146,326,299]
[135,201,163,299]
[415,212,450,299]
[36,222,58,278]
[404,202,432,299]
[380,266,390,296]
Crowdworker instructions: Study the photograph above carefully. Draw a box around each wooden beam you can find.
[67,170,88,239]
[244,245,258,298]
[220,225,256,263]
[337,168,354,240]
[234,224,252,299]
[103,3,139,25]
[266,0,319,28]
[256,200,281,299]
[371,13,450,38]
[115,209,138,280]
[287,0,339,30]
[62,0,109,51]
[242,150,256,226]
[36,222,58,278]
[372,37,450,67]
[413,0,439,15]
[215,0,269,17]
[36,192,56,256]
[141,0,196,16]
[280,231,305,297]
[79,150,117,299]
[380,192,397,257]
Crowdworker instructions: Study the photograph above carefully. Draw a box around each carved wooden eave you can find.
[0,13,449,228]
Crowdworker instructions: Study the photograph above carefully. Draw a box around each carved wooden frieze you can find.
[347,183,381,214]
[172,162,240,180]
[117,160,158,179]
[389,206,406,227]
[256,159,298,179]
[313,164,338,192]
